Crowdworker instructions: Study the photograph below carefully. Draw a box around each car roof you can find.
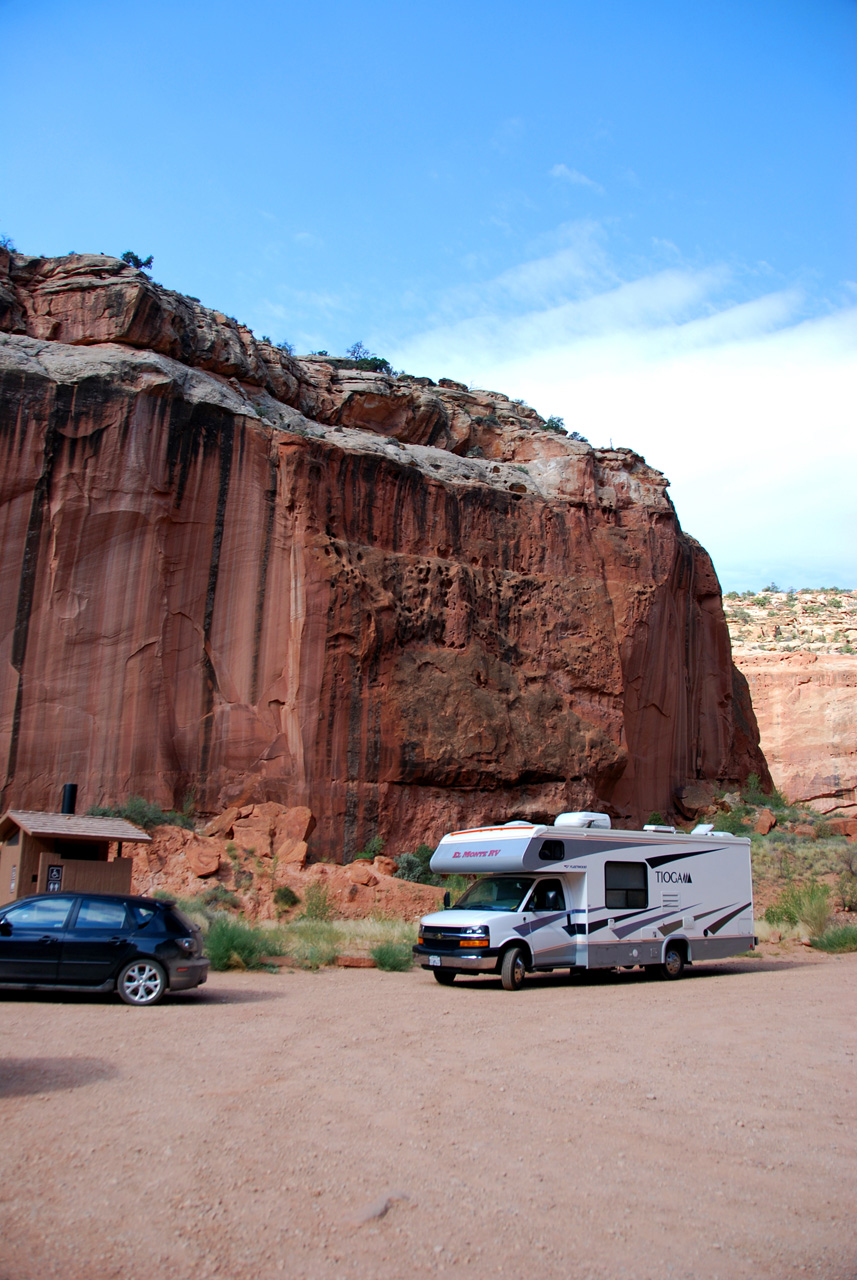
[4,892,167,907]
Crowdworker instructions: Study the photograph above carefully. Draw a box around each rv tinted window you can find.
[605,861,647,910]
[539,840,565,861]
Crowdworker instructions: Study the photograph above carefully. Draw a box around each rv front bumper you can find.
[413,944,499,972]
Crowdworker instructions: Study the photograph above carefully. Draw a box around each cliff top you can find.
[726,588,857,656]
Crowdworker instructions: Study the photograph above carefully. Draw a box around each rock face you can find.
[734,652,857,815]
[0,251,769,857]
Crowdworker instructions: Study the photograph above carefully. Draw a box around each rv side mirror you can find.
[443,891,451,909]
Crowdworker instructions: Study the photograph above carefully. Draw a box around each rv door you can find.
[523,879,577,968]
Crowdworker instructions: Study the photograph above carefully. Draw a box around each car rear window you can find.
[162,907,195,934]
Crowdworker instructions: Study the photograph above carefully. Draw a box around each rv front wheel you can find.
[433,969,456,985]
[501,945,527,991]
[661,945,685,980]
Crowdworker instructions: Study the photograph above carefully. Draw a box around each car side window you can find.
[2,898,73,929]
[74,899,131,930]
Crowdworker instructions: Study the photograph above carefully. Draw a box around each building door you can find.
[0,895,73,982]
[57,898,135,985]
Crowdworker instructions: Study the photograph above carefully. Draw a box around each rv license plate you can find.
[428,954,441,967]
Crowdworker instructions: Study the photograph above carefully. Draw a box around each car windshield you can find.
[452,877,534,912]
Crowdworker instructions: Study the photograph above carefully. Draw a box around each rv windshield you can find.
[452,877,534,912]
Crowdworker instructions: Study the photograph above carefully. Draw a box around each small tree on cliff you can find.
[120,251,153,271]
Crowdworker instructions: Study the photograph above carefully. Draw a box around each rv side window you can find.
[538,840,565,861]
[605,861,648,910]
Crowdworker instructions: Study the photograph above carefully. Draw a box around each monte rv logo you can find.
[655,870,693,884]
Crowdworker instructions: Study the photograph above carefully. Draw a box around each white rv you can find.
[413,812,754,990]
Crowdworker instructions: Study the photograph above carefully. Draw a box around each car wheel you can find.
[501,945,527,991]
[117,959,167,1006]
[433,969,456,985]
[660,945,685,980]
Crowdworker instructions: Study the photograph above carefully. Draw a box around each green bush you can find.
[88,794,194,830]
[543,415,565,433]
[281,919,339,969]
[200,885,241,910]
[354,835,384,861]
[371,941,414,971]
[204,918,279,970]
[302,882,333,920]
[120,250,153,270]
[273,885,300,911]
[764,881,831,938]
[395,843,440,886]
[713,810,752,835]
[741,773,786,808]
[812,925,857,953]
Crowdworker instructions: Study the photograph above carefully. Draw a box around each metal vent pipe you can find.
[61,783,78,815]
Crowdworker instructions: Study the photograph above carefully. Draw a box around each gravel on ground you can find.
[1,952,855,1280]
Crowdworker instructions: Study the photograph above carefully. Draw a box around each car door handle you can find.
[38,935,58,944]
[108,936,125,944]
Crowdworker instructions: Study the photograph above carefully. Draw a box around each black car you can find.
[0,892,209,1006]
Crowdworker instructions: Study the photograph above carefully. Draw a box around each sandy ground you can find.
[1,952,855,1280]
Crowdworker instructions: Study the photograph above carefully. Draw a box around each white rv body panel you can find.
[414,821,754,979]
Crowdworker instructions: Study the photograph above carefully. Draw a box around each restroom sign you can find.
[46,865,63,892]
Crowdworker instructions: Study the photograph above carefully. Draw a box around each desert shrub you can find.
[201,885,241,910]
[354,835,384,861]
[764,881,831,937]
[0,234,15,252]
[543,415,565,433]
[812,925,857,953]
[345,341,393,375]
[88,794,194,831]
[742,773,786,808]
[647,811,664,826]
[395,843,440,886]
[205,918,279,970]
[281,919,339,968]
[371,941,413,971]
[302,881,333,920]
[567,430,589,442]
[836,846,857,911]
[713,810,752,835]
[273,885,300,912]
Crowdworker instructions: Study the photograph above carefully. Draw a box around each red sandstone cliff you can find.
[0,251,769,857]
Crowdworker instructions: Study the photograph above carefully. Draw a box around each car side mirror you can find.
[0,920,11,936]
[443,891,451,909]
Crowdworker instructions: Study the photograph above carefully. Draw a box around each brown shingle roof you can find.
[1,811,152,843]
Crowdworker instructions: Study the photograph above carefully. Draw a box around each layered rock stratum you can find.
[0,251,768,857]
[723,589,857,814]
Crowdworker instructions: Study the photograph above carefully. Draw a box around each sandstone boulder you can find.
[828,818,857,838]
[675,781,716,819]
[273,837,308,869]
[347,862,379,887]
[373,856,398,876]
[201,806,240,838]
[185,840,221,878]
[754,808,777,835]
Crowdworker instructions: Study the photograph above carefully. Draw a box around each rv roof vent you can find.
[692,823,714,835]
[503,820,532,827]
[555,811,611,830]
[711,831,737,839]
[644,823,676,834]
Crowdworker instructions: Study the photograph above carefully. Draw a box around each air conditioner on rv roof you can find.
[554,811,611,829]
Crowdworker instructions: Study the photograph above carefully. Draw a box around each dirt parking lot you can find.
[1,952,855,1280]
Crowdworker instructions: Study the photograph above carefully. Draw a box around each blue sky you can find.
[2,0,855,589]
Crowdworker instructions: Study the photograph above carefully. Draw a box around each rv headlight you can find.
[460,926,489,948]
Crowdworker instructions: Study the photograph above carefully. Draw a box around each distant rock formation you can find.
[0,250,769,857]
[734,653,856,815]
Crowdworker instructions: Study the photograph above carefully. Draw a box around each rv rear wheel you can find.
[501,945,527,991]
[661,944,685,980]
[433,969,456,985]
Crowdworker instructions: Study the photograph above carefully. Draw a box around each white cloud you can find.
[390,232,857,590]
[550,163,605,194]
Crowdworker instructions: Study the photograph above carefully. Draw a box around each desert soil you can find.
[1,952,855,1280]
